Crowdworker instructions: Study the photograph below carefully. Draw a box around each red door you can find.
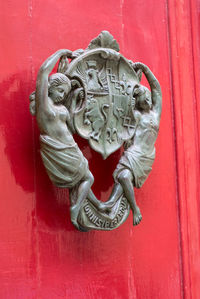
[0,0,200,298]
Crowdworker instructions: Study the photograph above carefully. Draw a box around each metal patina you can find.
[30,31,162,231]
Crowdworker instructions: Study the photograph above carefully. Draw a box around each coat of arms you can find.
[65,39,139,159]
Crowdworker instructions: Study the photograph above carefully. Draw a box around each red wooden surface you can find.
[0,0,199,298]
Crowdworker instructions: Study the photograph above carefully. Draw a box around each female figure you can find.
[34,49,98,229]
[104,62,162,226]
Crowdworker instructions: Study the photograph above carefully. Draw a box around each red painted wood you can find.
[0,0,199,298]
[167,0,200,298]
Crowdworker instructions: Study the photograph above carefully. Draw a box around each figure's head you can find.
[133,84,152,111]
[48,73,71,103]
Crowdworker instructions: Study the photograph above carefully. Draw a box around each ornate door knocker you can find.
[29,31,162,232]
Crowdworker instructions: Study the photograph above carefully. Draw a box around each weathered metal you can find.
[30,31,162,231]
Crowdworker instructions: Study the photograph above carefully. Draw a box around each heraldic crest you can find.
[29,31,162,231]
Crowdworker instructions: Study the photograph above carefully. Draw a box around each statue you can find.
[103,63,162,226]
[30,31,162,231]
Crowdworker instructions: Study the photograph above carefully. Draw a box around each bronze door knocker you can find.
[29,31,162,232]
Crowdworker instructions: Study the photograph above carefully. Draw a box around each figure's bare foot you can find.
[70,204,80,229]
[133,206,142,226]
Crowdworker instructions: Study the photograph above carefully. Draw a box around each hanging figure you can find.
[32,50,103,229]
[103,62,162,226]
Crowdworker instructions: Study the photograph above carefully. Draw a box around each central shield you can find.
[66,48,139,159]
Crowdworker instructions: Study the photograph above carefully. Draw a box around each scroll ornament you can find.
[29,31,162,232]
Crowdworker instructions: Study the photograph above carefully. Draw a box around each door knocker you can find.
[29,31,162,232]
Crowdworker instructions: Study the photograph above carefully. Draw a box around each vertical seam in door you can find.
[188,0,200,198]
[28,0,41,295]
[165,0,185,298]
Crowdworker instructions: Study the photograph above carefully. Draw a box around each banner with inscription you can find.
[78,196,130,231]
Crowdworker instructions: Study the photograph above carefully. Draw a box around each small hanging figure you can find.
[104,62,162,226]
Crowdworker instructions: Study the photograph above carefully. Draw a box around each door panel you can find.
[0,0,199,298]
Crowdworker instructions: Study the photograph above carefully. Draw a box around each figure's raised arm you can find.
[133,62,162,119]
[35,49,72,113]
